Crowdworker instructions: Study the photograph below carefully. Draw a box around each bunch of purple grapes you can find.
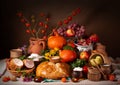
[57,26,67,36]
[57,23,86,38]
[23,76,33,82]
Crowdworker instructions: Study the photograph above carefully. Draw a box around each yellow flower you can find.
[45,52,50,57]
[50,49,56,56]
[54,47,59,51]
[45,56,50,60]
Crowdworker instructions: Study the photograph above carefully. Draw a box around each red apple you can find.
[67,42,76,48]
[89,34,99,43]
[83,65,88,74]
[66,29,75,37]
[80,51,89,60]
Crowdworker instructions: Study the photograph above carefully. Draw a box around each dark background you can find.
[1,0,120,59]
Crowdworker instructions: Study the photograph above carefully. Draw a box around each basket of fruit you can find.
[89,52,105,66]
[6,58,35,77]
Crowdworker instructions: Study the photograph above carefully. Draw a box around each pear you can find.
[95,56,103,65]
[90,59,96,66]
[96,56,101,59]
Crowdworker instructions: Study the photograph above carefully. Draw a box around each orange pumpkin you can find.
[48,34,66,49]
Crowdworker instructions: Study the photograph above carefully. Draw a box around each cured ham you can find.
[9,58,23,70]
[23,59,34,69]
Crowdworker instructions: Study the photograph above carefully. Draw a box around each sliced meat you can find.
[23,59,34,68]
[9,58,23,70]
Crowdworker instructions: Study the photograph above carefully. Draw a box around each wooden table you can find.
[0,59,119,85]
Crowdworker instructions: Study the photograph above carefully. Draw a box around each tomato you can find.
[67,42,76,48]
[108,74,115,81]
[83,65,88,74]
[61,77,67,82]
[2,76,10,82]
[59,50,77,62]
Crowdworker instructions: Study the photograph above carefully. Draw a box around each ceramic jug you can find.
[28,38,46,54]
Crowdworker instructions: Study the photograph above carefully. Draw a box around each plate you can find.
[0,59,6,77]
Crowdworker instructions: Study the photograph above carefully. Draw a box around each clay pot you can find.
[10,49,22,58]
[101,64,111,75]
[28,37,46,54]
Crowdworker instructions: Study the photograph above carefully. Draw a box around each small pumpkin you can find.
[59,50,77,62]
[48,31,66,49]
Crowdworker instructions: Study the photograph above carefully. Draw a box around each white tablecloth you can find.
[0,78,118,85]
[0,59,119,85]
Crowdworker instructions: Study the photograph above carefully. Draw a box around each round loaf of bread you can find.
[36,61,71,79]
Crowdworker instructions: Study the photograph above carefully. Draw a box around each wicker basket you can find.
[89,52,105,65]
[87,67,101,81]
[89,51,111,65]
[6,59,34,77]
[7,67,34,77]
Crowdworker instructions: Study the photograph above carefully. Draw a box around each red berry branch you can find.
[17,12,50,39]
[17,8,80,39]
